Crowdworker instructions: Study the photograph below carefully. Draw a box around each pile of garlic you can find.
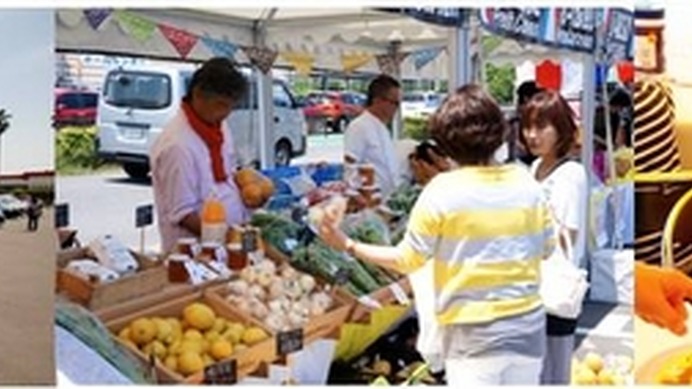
[225,260,334,332]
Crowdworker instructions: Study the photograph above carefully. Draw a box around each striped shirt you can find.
[396,164,555,325]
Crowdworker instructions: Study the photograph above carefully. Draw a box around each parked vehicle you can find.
[54,88,98,128]
[0,194,29,218]
[401,91,443,119]
[96,64,308,179]
[302,91,365,133]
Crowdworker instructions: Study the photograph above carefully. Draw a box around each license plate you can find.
[121,128,144,139]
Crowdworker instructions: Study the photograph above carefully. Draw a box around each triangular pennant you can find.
[158,24,199,59]
[57,10,83,28]
[341,52,373,74]
[280,51,315,77]
[200,34,238,59]
[375,52,409,76]
[241,46,278,74]
[114,10,156,43]
[83,8,112,31]
[413,47,444,71]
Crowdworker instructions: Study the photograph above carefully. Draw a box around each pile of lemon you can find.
[115,302,269,377]
[571,351,633,385]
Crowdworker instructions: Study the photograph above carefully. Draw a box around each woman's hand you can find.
[316,203,350,252]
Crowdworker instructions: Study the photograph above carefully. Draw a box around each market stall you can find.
[54,6,635,386]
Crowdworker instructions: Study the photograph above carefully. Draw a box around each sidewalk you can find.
[574,300,633,358]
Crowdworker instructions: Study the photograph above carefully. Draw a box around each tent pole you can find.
[448,9,473,91]
[253,17,275,170]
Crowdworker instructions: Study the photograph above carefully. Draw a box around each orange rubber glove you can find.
[635,262,692,335]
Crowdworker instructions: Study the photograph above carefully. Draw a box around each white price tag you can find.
[389,282,411,306]
[357,295,383,310]
[207,261,232,279]
[184,261,206,285]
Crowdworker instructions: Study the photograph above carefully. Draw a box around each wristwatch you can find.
[345,239,357,257]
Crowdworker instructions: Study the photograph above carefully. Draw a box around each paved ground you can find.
[0,209,56,384]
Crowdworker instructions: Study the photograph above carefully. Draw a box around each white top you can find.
[531,158,588,268]
[344,110,400,197]
[150,109,248,254]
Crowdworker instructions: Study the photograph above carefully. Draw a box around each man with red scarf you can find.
[150,57,248,253]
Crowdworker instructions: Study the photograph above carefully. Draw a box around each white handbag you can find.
[539,225,590,319]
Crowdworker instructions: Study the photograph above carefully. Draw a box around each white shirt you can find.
[150,109,248,253]
[344,110,400,197]
[531,158,588,268]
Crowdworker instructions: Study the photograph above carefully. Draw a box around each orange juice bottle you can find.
[201,191,227,245]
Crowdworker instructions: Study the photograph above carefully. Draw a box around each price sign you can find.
[241,229,258,252]
[55,203,69,228]
[135,204,154,228]
[203,359,237,385]
[602,8,634,64]
[277,328,304,355]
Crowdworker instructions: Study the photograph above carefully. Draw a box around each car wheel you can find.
[123,162,150,181]
[332,116,348,133]
[274,140,292,167]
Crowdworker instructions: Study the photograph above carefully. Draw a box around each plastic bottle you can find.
[201,190,227,245]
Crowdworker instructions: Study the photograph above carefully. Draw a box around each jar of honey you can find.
[177,238,199,258]
[167,254,191,283]
[227,243,247,271]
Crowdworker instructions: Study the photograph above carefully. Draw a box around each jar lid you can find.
[178,237,198,244]
[169,254,191,262]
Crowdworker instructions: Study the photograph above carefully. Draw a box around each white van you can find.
[96,64,307,179]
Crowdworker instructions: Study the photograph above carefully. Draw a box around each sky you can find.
[0,10,54,174]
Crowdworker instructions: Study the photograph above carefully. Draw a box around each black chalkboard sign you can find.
[203,359,237,385]
[277,328,304,355]
[241,229,258,252]
[55,203,69,228]
[135,204,154,228]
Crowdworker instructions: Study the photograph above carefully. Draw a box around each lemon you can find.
[183,329,204,342]
[129,318,157,346]
[164,355,178,373]
[178,351,204,376]
[118,327,132,342]
[183,303,216,331]
[212,318,227,333]
[242,327,269,346]
[583,352,604,374]
[204,330,221,344]
[210,339,234,361]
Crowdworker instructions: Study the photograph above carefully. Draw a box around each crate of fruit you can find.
[100,290,275,384]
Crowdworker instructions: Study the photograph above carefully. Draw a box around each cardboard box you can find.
[56,247,168,310]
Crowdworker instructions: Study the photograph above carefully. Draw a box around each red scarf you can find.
[181,101,227,182]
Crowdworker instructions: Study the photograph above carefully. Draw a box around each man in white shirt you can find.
[344,74,402,197]
[150,58,249,253]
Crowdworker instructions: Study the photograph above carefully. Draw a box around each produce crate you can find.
[205,277,354,346]
[56,247,168,310]
[100,290,276,384]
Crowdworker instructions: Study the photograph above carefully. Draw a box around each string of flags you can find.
[62,8,448,76]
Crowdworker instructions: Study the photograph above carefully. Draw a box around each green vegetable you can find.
[250,211,301,256]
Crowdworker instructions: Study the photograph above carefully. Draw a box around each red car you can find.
[54,88,98,128]
[302,91,365,133]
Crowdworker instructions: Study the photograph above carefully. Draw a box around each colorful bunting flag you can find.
[281,51,315,77]
[158,23,199,59]
[375,52,409,76]
[114,10,156,43]
[341,52,374,74]
[412,47,444,71]
[201,34,238,59]
[242,46,278,74]
[83,8,112,31]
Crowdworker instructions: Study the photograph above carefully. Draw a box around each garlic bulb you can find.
[281,266,298,281]
[309,299,327,316]
[227,279,250,296]
[311,291,333,311]
[264,312,288,333]
[283,279,303,300]
[249,299,269,319]
[256,270,273,288]
[248,284,267,301]
[268,279,285,300]
[287,310,306,328]
[257,260,276,275]
[240,266,258,284]
[268,299,284,313]
[299,274,316,294]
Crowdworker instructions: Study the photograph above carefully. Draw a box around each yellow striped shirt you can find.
[396,164,554,325]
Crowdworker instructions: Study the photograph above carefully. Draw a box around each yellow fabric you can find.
[432,257,541,292]
[436,295,542,325]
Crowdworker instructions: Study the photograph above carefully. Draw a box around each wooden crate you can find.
[56,247,168,310]
[100,290,276,384]
[205,277,353,346]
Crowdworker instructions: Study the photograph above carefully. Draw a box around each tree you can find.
[485,63,516,105]
[0,108,9,136]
